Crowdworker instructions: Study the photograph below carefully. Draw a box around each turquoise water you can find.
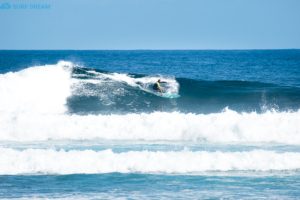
[0,50,300,199]
[2,174,300,199]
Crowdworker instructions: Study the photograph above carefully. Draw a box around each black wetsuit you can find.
[153,82,159,90]
[153,81,167,90]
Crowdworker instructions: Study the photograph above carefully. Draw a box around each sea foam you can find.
[1,147,300,175]
[1,110,300,144]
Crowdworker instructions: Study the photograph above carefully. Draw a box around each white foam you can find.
[134,76,179,94]
[1,147,300,175]
[70,69,179,107]
[73,70,179,95]
[0,61,73,114]
[1,109,300,144]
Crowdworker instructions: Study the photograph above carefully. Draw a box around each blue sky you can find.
[0,0,299,49]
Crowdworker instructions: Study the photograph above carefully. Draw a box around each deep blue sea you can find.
[1,50,300,199]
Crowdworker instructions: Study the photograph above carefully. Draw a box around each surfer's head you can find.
[158,79,161,83]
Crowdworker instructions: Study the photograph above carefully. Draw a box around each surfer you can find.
[153,79,168,95]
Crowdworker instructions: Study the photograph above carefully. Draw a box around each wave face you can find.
[70,64,300,115]
[1,147,300,175]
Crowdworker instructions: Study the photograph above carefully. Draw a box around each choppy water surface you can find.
[0,50,300,199]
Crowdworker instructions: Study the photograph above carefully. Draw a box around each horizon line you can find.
[0,48,299,51]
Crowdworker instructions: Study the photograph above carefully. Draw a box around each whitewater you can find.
[1,148,300,175]
[1,61,300,144]
[1,50,300,199]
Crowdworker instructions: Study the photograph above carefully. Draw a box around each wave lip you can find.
[0,61,73,114]
[1,147,300,175]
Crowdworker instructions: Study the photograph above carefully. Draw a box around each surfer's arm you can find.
[158,81,167,89]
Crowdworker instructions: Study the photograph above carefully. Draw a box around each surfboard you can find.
[156,93,181,98]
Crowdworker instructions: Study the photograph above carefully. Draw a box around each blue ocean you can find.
[1,50,300,199]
